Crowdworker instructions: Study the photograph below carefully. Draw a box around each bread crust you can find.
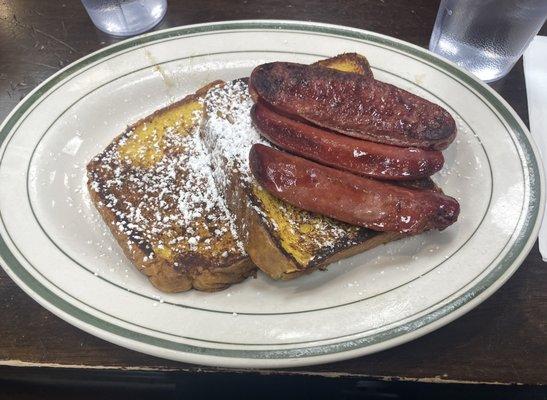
[87,83,256,292]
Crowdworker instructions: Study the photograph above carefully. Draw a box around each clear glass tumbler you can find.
[429,0,547,82]
[81,0,167,37]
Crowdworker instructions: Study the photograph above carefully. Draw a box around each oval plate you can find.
[0,20,543,368]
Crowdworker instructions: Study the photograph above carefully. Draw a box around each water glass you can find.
[429,0,547,82]
[82,0,167,37]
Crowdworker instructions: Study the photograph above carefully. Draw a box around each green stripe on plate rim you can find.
[0,21,542,360]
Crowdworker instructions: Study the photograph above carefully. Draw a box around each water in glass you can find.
[429,0,547,82]
[81,0,167,37]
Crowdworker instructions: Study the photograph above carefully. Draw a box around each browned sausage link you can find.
[249,144,459,234]
[251,102,444,180]
[249,62,456,150]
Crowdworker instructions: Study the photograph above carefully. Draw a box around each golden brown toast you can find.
[202,54,401,280]
[87,82,255,292]
[313,52,373,78]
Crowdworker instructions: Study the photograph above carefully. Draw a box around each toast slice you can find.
[87,82,256,292]
[201,54,401,280]
[313,52,373,78]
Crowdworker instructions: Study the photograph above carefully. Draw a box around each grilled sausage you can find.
[251,102,444,180]
[249,144,459,234]
[249,62,456,150]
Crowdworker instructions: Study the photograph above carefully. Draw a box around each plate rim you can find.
[0,19,543,368]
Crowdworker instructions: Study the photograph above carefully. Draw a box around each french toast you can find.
[201,54,401,280]
[313,52,374,77]
[87,82,256,292]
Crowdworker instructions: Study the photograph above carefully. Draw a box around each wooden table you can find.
[1,0,546,393]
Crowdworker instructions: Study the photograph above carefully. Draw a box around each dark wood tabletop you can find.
[0,0,546,389]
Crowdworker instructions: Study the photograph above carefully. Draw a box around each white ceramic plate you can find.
[0,21,543,368]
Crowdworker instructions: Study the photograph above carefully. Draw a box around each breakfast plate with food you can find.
[0,20,542,367]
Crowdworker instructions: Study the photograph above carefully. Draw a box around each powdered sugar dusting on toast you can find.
[202,80,267,188]
[176,125,232,228]
[87,100,245,269]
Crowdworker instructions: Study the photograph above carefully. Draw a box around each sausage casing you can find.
[251,102,444,180]
[249,144,459,234]
[250,62,456,150]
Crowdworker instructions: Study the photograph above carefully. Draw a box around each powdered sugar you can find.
[175,124,234,231]
[202,80,267,190]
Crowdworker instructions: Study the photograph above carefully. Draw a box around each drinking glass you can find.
[81,0,167,37]
[429,0,547,82]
